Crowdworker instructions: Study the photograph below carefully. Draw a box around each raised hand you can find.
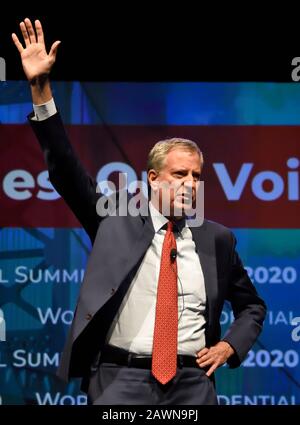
[12,18,60,83]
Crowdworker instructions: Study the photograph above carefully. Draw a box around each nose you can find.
[182,174,195,189]
[180,180,193,198]
[181,172,193,183]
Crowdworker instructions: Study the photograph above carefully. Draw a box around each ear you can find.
[148,169,159,191]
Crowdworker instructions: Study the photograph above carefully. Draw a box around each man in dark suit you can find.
[13,18,266,405]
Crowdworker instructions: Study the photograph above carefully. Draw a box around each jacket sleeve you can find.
[222,233,267,367]
[29,112,101,242]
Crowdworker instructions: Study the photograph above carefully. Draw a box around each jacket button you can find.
[110,288,116,295]
[85,313,93,321]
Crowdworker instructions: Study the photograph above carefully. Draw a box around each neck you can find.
[149,199,185,222]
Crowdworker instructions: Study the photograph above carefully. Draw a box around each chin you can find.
[174,200,196,216]
[172,203,186,217]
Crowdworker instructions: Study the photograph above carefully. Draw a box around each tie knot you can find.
[167,221,174,233]
[161,220,185,234]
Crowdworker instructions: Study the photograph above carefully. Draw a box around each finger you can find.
[206,364,217,377]
[49,40,61,61]
[197,353,210,363]
[199,358,214,367]
[196,348,209,358]
[20,21,30,47]
[11,33,24,53]
[35,19,44,44]
[24,18,37,43]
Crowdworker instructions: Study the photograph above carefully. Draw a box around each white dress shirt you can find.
[32,98,57,121]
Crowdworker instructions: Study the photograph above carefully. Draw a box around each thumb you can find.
[49,40,61,60]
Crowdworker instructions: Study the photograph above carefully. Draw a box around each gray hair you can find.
[147,137,203,172]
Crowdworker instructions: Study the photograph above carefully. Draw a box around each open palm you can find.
[12,18,60,82]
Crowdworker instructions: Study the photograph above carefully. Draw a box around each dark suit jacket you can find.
[29,112,266,390]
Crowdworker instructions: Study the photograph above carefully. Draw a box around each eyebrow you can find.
[170,168,201,174]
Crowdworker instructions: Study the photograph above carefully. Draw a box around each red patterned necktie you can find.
[152,221,178,384]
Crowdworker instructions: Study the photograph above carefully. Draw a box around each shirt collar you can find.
[149,201,187,233]
[149,201,169,233]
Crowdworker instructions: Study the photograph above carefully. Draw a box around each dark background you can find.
[0,10,297,82]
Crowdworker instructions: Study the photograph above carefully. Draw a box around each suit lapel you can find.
[73,212,155,341]
[190,222,218,327]
[119,213,155,286]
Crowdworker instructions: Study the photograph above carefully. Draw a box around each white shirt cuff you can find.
[32,98,57,121]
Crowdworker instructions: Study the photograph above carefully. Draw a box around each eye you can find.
[174,171,185,177]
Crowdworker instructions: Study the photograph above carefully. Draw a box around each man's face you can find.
[148,148,202,218]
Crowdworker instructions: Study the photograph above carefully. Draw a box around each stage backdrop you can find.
[0,82,299,405]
